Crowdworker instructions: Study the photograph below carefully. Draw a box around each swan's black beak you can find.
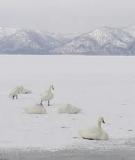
[51,84,54,90]
[103,120,105,124]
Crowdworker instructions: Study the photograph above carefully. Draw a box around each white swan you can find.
[25,103,47,114]
[9,86,31,99]
[40,85,54,106]
[79,117,109,140]
[17,86,32,94]
[58,104,81,114]
[9,89,18,99]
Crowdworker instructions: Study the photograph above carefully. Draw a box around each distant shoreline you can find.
[0,53,134,56]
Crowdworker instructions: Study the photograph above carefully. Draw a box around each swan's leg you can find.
[12,95,15,100]
[48,100,50,106]
[16,95,18,99]
[40,100,43,105]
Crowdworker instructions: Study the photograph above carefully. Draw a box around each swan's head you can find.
[51,85,54,90]
[98,117,105,124]
[50,84,54,90]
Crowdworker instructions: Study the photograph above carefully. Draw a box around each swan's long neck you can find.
[47,86,53,94]
[97,120,102,129]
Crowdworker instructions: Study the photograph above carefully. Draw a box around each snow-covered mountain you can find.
[53,26,135,55]
[0,28,61,54]
[123,25,135,38]
[0,26,135,55]
[45,32,78,44]
[0,27,18,39]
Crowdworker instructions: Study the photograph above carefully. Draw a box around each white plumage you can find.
[9,86,32,99]
[79,117,109,140]
[40,85,54,106]
[25,104,47,114]
[57,104,81,114]
[17,86,32,94]
[9,89,18,99]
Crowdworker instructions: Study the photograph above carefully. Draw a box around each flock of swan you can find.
[9,85,109,141]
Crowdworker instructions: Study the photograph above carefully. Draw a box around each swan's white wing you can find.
[79,126,101,140]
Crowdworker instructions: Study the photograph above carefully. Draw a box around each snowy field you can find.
[0,55,135,153]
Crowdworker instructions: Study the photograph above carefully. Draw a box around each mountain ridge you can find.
[0,26,135,55]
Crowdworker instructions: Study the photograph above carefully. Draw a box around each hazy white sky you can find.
[0,0,134,33]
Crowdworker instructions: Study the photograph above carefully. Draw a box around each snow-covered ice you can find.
[0,55,135,151]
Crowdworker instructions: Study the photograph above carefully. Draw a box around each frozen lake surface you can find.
[0,148,135,160]
[0,55,135,159]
